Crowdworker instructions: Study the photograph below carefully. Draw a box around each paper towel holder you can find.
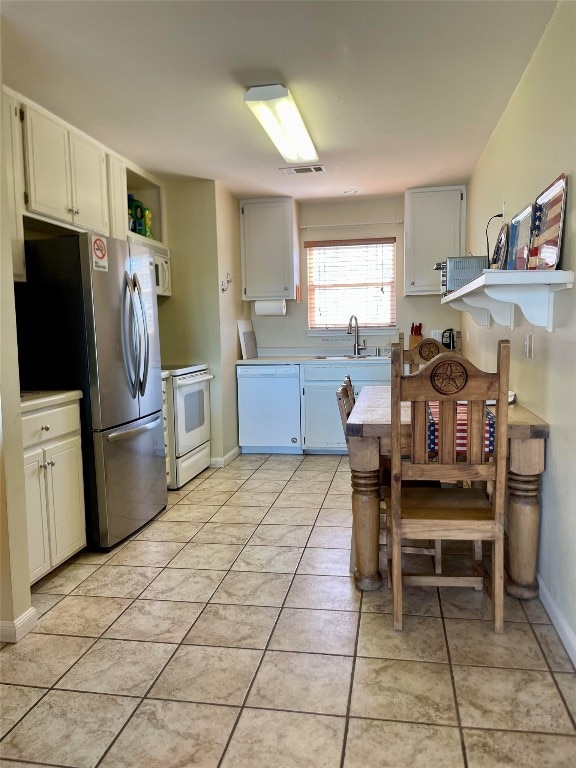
[221,273,234,293]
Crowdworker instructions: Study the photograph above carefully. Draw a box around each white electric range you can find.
[161,364,213,489]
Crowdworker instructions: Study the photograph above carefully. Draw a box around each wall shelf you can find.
[441,270,574,331]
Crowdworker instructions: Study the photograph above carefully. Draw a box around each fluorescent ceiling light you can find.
[245,84,318,164]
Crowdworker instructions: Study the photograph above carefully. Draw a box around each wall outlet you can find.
[524,332,533,359]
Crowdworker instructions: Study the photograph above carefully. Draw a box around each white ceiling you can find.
[1,0,557,201]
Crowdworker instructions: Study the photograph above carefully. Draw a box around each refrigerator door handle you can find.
[133,272,150,397]
[107,415,162,443]
[121,271,140,399]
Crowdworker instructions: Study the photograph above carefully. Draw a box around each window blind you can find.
[306,237,396,329]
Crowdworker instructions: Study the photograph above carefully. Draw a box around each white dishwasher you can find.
[237,364,302,453]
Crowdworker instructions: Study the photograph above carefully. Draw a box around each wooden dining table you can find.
[345,385,549,599]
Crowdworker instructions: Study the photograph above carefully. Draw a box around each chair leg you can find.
[492,537,504,633]
[434,540,442,574]
[392,528,403,630]
[473,540,482,561]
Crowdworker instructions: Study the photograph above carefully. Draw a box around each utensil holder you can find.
[409,334,423,349]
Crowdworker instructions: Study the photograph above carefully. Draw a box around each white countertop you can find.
[21,390,83,413]
[236,356,391,365]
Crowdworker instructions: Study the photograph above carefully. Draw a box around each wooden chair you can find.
[337,382,440,575]
[336,384,353,430]
[388,339,510,632]
[344,374,355,407]
[398,331,462,373]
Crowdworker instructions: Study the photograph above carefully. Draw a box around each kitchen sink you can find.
[312,355,379,360]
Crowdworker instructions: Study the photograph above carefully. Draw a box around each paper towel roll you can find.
[254,299,286,316]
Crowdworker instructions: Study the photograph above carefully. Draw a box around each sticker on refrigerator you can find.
[92,236,109,272]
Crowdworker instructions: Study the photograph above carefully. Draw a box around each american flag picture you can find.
[528,174,567,270]
[507,204,533,270]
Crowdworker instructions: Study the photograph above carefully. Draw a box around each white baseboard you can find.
[210,446,241,468]
[0,606,38,643]
[537,575,576,667]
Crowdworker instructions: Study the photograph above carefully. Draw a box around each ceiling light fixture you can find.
[244,84,318,164]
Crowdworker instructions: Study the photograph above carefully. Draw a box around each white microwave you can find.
[154,252,172,296]
[128,235,172,297]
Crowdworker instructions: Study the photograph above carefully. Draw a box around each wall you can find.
[214,182,246,461]
[464,1,576,657]
[253,195,461,353]
[158,179,245,465]
[0,31,36,642]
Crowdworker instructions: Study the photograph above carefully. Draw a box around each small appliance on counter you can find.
[442,328,456,349]
[162,364,214,489]
[433,256,488,294]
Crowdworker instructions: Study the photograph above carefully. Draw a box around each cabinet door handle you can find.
[41,424,50,432]
[48,459,56,467]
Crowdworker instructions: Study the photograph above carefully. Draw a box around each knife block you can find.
[409,334,423,349]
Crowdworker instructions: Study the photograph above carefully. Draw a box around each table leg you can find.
[506,472,540,599]
[348,437,382,591]
[506,438,545,599]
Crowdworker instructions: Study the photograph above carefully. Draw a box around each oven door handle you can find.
[172,373,214,388]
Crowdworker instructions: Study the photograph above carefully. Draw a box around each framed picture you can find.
[528,174,567,270]
[490,223,509,269]
[507,205,533,270]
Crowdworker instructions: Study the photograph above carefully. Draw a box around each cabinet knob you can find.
[74,208,80,215]
[41,424,50,432]
[291,437,297,444]
[49,459,56,466]
[40,462,49,469]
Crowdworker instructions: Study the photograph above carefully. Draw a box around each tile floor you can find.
[1,453,575,767]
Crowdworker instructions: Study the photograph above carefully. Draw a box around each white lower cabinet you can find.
[301,363,390,451]
[236,360,391,454]
[22,395,86,584]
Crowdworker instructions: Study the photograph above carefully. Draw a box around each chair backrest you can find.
[398,331,463,373]
[344,374,355,406]
[336,384,353,433]
[390,340,510,495]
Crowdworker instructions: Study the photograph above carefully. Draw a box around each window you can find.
[306,237,396,330]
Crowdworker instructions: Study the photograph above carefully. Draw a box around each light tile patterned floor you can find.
[1,453,576,767]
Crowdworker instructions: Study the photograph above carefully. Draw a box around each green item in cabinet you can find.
[144,207,153,238]
[128,194,145,235]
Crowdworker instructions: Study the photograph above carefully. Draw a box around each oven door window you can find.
[174,380,211,457]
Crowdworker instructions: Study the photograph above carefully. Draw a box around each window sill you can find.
[306,328,397,337]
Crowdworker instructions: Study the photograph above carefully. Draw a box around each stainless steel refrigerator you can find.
[15,233,167,548]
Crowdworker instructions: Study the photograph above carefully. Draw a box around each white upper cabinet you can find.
[23,103,109,235]
[69,131,109,233]
[2,93,26,280]
[240,197,300,300]
[404,185,466,295]
[107,153,128,240]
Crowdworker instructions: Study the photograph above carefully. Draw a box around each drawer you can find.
[302,363,390,383]
[22,403,80,448]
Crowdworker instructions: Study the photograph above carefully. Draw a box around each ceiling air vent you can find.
[280,165,326,175]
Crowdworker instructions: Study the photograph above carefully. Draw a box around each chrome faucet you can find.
[347,315,366,356]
